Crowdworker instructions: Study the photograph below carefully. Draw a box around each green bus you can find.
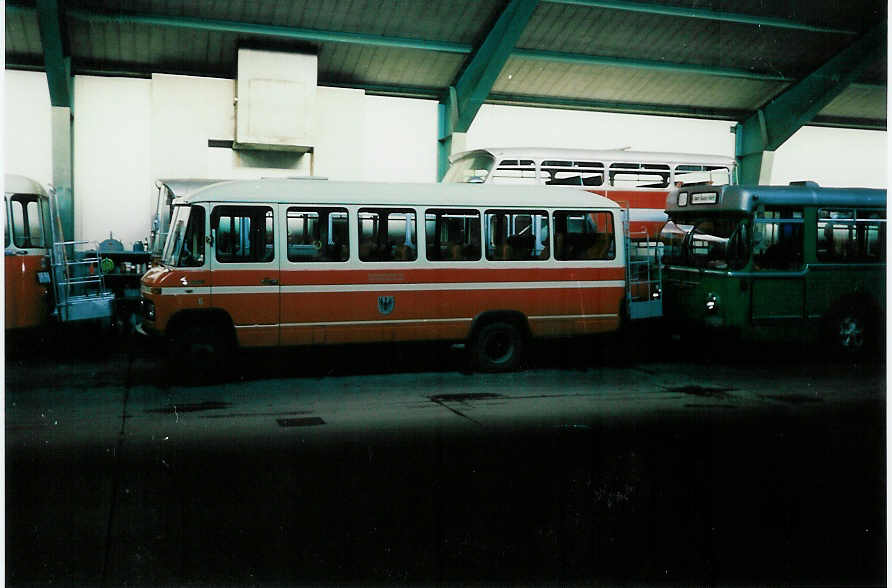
[660,182,886,355]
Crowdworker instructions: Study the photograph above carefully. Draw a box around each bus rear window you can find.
[9,195,47,249]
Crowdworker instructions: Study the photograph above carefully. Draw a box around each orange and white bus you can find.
[5,175,53,330]
[443,147,737,239]
[139,178,658,371]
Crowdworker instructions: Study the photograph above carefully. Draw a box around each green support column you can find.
[36,0,75,241]
[438,0,539,180]
[51,107,75,242]
[735,22,885,184]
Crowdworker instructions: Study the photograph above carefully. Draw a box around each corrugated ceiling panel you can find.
[495,56,787,112]
[651,0,886,33]
[521,3,854,79]
[67,0,503,45]
[320,44,463,88]
[5,8,43,59]
[819,85,888,121]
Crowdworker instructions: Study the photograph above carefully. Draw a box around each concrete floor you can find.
[5,331,886,586]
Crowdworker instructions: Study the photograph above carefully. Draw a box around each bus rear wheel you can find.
[471,321,524,372]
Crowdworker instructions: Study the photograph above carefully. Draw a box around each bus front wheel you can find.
[825,304,877,358]
[471,321,524,372]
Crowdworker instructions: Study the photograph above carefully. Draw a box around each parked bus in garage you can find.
[139,178,661,372]
[5,174,145,332]
[660,182,886,355]
[443,147,736,239]
[5,175,54,330]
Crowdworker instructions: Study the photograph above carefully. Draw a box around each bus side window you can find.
[491,160,537,185]
[817,208,886,263]
[553,210,615,261]
[609,163,670,188]
[484,209,549,261]
[287,207,349,262]
[541,160,604,187]
[212,206,274,263]
[753,208,803,271]
[424,209,481,261]
[358,208,417,262]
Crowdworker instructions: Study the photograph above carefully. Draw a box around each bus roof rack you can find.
[789,180,820,187]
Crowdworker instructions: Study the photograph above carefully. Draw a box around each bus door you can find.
[5,192,52,330]
[750,208,806,325]
[210,204,280,347]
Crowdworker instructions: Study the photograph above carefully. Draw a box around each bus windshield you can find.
[661,216,750,270]
[161,205,205,267]
[443,153,496,183]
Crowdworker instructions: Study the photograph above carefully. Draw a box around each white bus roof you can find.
[4,174,48,197]
[451,147,736,167]
[176,178,621,210]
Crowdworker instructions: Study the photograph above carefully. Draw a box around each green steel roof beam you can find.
[546,0,858,35]
[487,92,749,120]
[735,21,886,183]
[61,6,473,54]
[513,49,792,82]
[35,0,73,109]
[452,0,540,132]
[736,21,886,159]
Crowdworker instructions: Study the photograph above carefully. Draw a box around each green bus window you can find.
[817,208,886,263]
[424,209,481,261]
[553,211,615,260]
[753,208,804,271]
[684,217,747,270]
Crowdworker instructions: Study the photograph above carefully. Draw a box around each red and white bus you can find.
[139,178,658,371]
[5,175,53,330]
[443,147,737,239]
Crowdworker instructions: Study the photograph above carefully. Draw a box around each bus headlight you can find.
[705,293,720,313]
[141,298,156,320]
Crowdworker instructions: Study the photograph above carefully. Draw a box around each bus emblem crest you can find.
[377,295,395,315]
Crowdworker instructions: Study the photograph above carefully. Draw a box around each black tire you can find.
[824,304,877,359]
[471,321,525,373]
[169,322,232,383]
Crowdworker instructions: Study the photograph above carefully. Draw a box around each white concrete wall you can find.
[363,95,438,182]
[3,70,53,187]
[467,104,737,155]
[73,76,153,247]
[2,69,887,247]
[772,126,887,188]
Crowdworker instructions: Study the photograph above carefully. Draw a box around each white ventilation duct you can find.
[235,48,317,152]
